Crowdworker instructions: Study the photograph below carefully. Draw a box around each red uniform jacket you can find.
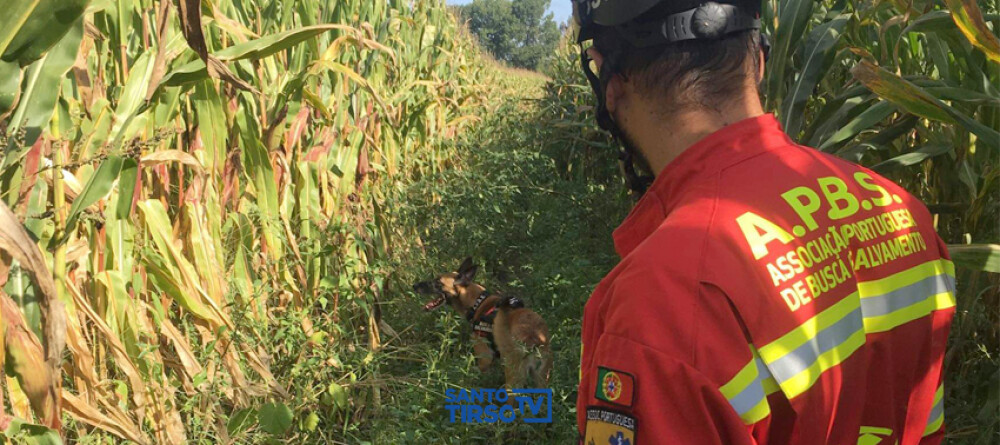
[578,115,953,445]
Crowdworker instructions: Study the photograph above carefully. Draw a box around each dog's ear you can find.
[457,257,473,274]
[456,257,477,285]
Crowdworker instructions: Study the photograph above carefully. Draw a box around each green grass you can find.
[354,74,628,443]
[352,64,998,443]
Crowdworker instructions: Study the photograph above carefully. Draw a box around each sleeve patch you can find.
[585,407,637,445]
[595,366,635,407]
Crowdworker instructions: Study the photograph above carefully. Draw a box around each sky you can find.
[446,0,573,25]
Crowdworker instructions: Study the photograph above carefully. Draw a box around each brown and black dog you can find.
[413,258,553,390]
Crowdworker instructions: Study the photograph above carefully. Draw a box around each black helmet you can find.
[574,1,762,45]
[572,0,763,195]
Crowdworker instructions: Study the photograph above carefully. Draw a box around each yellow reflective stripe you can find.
[778,328,866,399]
[859,426,893,436]
[863,290,955,333]
[761,375,780,395]
[719,346,774,424]
[859,259,957,333]
[932,383,944,404]
[923,384,945,437]
[759,294,860,364]
[741,398,771,425]
[749,260,955,403]
[857,259,955,297]
[719,355,760,397]
[923,414,944,437]
[756,294,865,400]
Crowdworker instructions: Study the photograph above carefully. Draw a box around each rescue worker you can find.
[571,1,955,444]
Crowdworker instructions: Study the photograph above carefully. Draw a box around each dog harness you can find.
[578,115,954,444]
[466,291,525,357]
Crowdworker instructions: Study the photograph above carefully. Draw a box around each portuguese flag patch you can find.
[595,366,635,407]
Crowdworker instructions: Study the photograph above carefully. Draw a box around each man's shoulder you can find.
[720,141,907,194]
[608,220,720,312]
[622,140,937,292]
[710,142,929,240]
[601,230,746,361]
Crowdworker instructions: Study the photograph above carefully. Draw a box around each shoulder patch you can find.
[595,366,635,407]
[585,406,637,445]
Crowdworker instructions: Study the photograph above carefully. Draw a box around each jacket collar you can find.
[612,114,793,258]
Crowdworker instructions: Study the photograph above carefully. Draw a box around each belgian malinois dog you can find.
[413,258,553,390]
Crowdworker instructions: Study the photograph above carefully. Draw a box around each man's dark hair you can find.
[592,1,762,113]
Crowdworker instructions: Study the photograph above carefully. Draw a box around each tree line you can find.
[455,0,562,71]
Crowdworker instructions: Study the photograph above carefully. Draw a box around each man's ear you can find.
[605,75,624,115]
[456,257,477,285]
[586,47,623,114]
[586,47,604,72]
[758,48,766,82]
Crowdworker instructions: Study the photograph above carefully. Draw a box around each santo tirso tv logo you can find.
[444,388,552,423]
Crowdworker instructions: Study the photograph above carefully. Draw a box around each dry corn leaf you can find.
[944,0,1000,63]
[0,201,63,430]
[62,391,147,445]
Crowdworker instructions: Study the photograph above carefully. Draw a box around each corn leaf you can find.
[113,158,138,220]
[0,0,43,57]
[819,100,897,150]
[764,0,816,109]
[944,0,1000,63]
[7,19,83,146]
[110,51,156,144]
[0,61,23,118]
[0,0,87,66]
[948,244,1000,273]
[140,149,206,176]
[783,14,850,138]
[0,201,63,425]
[2,291,58,428]
[64,155,123,231]
[870,144,954,173]
[158,24,355,88]
[61,391,147,444]
[139,199,230,327]
[851,60,1000,150]
[192,80,227,174]
[1,417,63,445]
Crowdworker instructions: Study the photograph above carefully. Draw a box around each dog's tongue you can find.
[423,296,445,311]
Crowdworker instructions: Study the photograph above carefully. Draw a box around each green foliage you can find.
[2,418,63,445]
[0,0,87,67]
[758,4,999,440]
[949,244,1000,273]
[0,0,995,443]
[458,0,561,70]
[0,0,493,442]
[538,1,1000,443]
[258,402,294,435]
[368,68,622,443]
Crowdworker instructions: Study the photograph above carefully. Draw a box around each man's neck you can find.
[629,97,765,176]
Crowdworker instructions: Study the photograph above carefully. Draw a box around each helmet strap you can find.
[761,32,771,62]
[579,47,654,196]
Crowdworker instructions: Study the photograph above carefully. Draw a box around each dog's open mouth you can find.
[423,295,446,311]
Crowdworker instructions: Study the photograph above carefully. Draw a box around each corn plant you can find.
[0,0,487,442]
[541,1,997,442]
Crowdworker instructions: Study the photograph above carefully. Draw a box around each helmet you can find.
[574,0,663,42]
[572,0,763,194]
[574,1,762,45]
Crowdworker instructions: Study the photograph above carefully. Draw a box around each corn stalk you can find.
[0,0,487,441]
